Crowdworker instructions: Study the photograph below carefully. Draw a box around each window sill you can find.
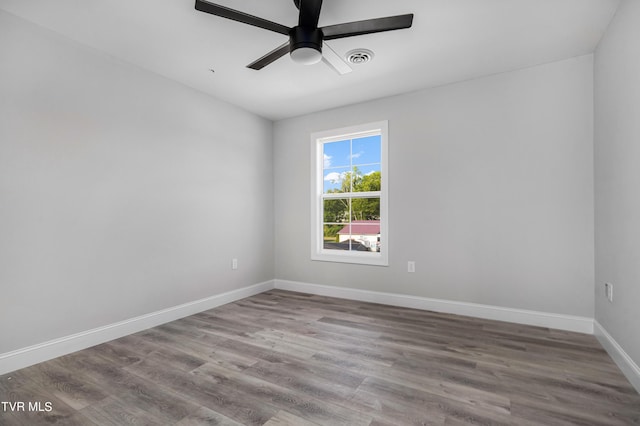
[311,251,388,266]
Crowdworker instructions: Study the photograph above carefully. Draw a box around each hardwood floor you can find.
[1,289,639,425]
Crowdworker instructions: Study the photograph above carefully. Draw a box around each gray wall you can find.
[0,11,273,354]
[594,0,640,366]
[274,55,595,317]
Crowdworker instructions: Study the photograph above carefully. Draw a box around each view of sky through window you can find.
[323,135,381,193]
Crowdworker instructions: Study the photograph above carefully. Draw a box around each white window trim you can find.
[310,120,389,266]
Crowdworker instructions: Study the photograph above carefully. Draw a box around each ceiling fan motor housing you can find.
[289,26,324,56]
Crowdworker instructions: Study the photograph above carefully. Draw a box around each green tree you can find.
[352,170,380,221]
[357,170,381,192]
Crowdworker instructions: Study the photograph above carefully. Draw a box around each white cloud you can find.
[351,151,364,159]
[324,172,345,183]
[323,154,332,168]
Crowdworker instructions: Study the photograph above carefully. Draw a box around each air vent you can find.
[345,49,374,64]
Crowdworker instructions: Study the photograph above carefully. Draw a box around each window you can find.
[311,121,388,266]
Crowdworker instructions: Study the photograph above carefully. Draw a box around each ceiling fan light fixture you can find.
[290,46,323,65]
[289,26,323,65]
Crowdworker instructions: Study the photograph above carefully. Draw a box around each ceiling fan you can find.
[195,0,414,74]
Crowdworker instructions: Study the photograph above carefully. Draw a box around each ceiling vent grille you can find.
[346,49,374,64]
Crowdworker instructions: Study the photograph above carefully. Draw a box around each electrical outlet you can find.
[605,282,613,303]
[232,258,238,270]
[408,261,415,273]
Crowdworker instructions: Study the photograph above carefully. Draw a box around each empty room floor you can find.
[1,289,639,425]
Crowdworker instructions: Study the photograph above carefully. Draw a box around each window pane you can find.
[323,167,351,193]
[346,222,380,252]
[323,139,350,168]
[323,198,349,223]
[352,166,381,193]
[324,224,369,252]
[352,135,381,166]
[351,197,380,221]
[323,240,356,251]
[324,219,381,253]
[323,224,349,250]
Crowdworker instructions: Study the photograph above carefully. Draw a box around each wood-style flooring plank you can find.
[262,410,321,426]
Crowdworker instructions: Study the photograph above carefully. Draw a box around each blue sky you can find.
[323,135,381,193]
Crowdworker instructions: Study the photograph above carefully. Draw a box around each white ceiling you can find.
[0,0,619,120]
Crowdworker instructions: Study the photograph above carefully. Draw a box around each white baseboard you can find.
[0,280,275,375]
[274,279,594,334]
[594,321,640,393]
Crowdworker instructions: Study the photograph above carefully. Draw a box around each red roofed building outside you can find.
[337,220,380,252]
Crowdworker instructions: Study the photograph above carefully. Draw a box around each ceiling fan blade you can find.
[322,43,352,75]
[247,42,291,70]
[298,0,323,28]
[195,0,290,36]
[322,14,414,40]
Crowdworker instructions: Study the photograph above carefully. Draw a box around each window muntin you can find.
[311,121,388,266]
